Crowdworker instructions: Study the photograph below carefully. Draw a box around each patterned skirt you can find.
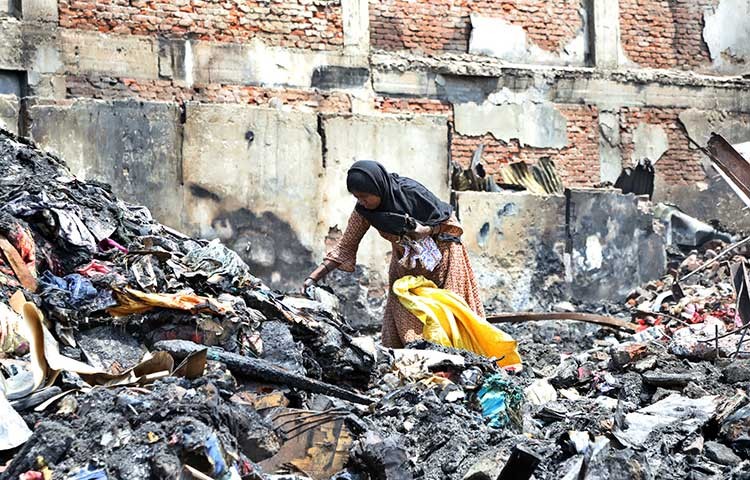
[380,240,485,348]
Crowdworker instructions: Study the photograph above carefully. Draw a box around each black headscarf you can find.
[346,160,453,235]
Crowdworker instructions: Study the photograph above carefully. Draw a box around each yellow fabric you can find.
[392,275,522,367]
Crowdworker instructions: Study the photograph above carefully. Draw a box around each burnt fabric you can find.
[346,161,453,236]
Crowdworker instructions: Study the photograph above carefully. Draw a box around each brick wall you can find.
[619,107,705,184]
[619,0,718,69]
[370,0,584,54]
[374,96,453,116]
[451,105,600,187]
[59,0,343,49]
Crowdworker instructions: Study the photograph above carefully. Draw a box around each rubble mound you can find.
[2,128,750,480]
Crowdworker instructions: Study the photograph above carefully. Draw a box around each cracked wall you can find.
[703,0,750,73]
[456,189,666,309]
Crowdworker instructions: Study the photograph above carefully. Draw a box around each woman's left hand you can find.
[408,224,433,240]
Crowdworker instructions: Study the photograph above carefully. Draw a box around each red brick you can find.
[370,0,584,54]
[58,0,343,49]
[619,0,718,70]
[619,107,706,185]
[450,105,600,187]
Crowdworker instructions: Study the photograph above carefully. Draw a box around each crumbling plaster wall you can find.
[616,107,750,232]
[25,99,184,224]
[22,97,449,292]
[456,189,667,309]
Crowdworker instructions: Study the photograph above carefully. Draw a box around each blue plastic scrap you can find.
[205,433,228,477]
[68,467,107,480]
[476,373,524,428]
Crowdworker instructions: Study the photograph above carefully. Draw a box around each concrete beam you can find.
[190,39,367,88]
[373,67,750,112]
[61,30,159,79]
[553,77,750,111]
[590,0,620,69]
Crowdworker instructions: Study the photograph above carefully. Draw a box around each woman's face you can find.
[352,191,381,210]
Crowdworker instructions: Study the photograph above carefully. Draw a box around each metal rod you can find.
[487,312,637,332]
[698,323,750,342]
[715,324,720,363]
[734,324,750,358]
[680,235,750,283]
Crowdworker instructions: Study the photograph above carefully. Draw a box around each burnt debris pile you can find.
[2,128,750,480]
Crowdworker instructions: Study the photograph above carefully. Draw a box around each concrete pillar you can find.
[341,0,369,55]
[20,0,57,23]
[591,0,620,69]
[0,0,21,18]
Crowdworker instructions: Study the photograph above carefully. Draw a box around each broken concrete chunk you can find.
[642,371,694,388]
[705,441,741,465]
[683,382,711,399]
[609,343,648,370]
[524,378,557,406]
[721,403,750,451]
[496,444,542,480]
[352,431,414,480]
[684,435,705,454]
[549,357,579,388]
[723,360,750,384]
[462,447,506,480]
[615,394,719,447]
[633,356,658,372]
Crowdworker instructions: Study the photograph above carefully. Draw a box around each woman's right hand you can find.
[303,276,317,293]
[407,223,433,240]
[302,260,340,294]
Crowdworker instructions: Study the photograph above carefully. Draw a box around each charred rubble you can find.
[2,128,750,480]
